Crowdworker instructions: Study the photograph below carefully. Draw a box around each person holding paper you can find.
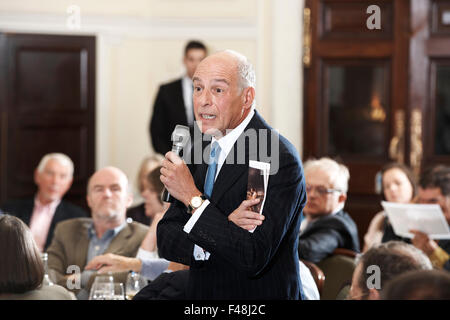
[409,165,450,271]
[157,50,307,299]
[364,163,417,252]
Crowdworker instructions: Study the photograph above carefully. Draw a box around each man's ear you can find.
[338,193,347,204]
[242,87,255,110]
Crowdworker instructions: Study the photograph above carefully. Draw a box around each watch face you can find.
[191,196,203,208]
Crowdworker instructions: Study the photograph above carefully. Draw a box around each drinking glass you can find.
[125,271,147,300]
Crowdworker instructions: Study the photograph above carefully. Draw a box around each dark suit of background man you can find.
[298,157,360,264]
[157,50,307,299]
[1,153,87,251]
[150,40,208,155]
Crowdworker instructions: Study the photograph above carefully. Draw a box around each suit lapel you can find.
[210,124,260,204]
[75,221,91,268]
[105,224,132,255]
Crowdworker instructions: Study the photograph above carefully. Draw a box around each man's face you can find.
[417,187,450,224]
[184,48,207,79]
[304,168,345,218]
[192,53,253,136]
[34,158,73,203]
[87,168,132,222]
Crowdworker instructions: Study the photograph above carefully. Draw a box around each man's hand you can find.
[167,261,190,272]
[84,253,142,274]
[410,229,439,256]
[228,198,265,231]
[160,151,201,207]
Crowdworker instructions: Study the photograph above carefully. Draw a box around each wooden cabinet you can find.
[303,0,450,246]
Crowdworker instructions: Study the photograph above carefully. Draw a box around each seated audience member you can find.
[406,165,450,271]
[127,155,164,225]
[85,166,172,280]
[348,241,433,300]
[298,157,359,263]
[381,269,450,300]
[0,215,74,300]
[47,167,148,300]
[364,163,417,252]
[1,153,87,252]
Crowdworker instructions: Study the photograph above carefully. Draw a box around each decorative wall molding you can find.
[0,12,258,39]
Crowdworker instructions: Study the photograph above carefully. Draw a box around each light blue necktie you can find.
[204,142,220,198]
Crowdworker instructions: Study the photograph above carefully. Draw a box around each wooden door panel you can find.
[0,33,95,210]
[16,49,84,113]
[320,0,393,39]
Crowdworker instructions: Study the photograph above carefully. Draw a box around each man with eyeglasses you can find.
[298,157,360,263]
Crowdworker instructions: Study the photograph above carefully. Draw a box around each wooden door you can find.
[303,0,411,246]
[0,33,96,210]
[410,0,450,173]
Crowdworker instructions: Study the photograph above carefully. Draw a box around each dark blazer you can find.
[298,210,360,264]
[150,78,190,155]
[1,198,88,250]
[157,111,307,300]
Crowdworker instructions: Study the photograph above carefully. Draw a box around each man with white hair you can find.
[298,157,360,263]
[47,166,148,300]
[157,50,307,299]
[1,153,87,251]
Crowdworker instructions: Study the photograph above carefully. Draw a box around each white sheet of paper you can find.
[381,201,450,239]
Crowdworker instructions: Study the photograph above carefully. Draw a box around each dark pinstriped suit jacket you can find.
[157,111,307,299]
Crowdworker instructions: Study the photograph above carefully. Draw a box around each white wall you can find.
[0,0,303,202]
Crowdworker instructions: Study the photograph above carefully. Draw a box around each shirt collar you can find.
[182,75,192,87]
[88,221,127,240]
[211,107,255,160]
[34,195,60,211]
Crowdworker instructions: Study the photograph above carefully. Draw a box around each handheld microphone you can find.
[161,125,190,203]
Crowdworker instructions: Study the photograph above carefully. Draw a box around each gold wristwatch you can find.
[187,194,207,214]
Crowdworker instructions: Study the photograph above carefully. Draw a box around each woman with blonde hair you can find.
[127,154,164,225]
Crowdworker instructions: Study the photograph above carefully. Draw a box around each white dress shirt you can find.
[183,108,255,260]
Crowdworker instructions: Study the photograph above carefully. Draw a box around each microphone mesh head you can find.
[172,125,190,148]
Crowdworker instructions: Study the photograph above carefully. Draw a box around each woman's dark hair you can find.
[380,162,418,200]
[0,214,44,294]
[147,165,164,204]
